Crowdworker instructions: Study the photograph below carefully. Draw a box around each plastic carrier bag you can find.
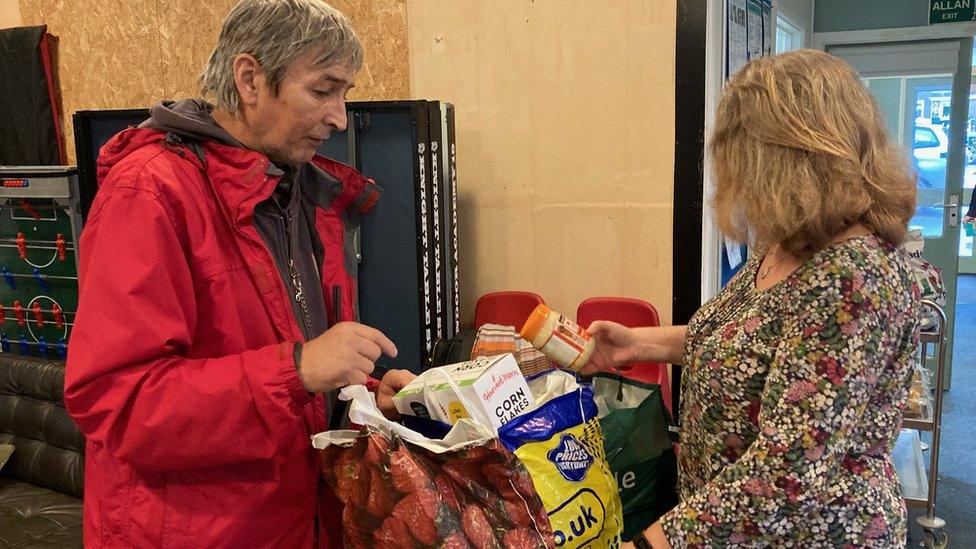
[903,228,946,330]
[314,386,554,548]
[592,374,678,540]
[498,371,624,548]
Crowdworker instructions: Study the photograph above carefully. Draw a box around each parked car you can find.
[912,117,976,165]
[913,119,948,165]
[912,158,936,189]
[913,120,949,189]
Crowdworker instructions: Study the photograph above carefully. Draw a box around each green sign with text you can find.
[931,0,976,24]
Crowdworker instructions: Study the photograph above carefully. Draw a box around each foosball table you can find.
[0,166,81,359]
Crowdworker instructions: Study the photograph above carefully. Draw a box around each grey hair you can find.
[200,0,363,114]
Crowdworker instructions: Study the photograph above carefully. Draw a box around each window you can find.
[775,16,803,53]
[914,127,940,148]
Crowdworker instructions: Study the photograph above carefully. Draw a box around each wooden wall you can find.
[19,0,409,163]
[408,0,677,321]
[0,0,22,28]
[19,0,679,328]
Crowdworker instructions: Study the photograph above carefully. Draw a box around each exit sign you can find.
[930,0,976,24]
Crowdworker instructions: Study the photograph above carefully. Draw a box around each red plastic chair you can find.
[577,296,672,415]
[473,291,545,331]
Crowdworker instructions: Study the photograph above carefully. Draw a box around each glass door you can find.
[961,103,976,274]
[830,39,973,387]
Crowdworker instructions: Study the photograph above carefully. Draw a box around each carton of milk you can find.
[393,354,535,432]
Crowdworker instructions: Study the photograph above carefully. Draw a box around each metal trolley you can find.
[895,300,949,548]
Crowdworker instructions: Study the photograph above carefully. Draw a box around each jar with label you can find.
[520,303,595,371]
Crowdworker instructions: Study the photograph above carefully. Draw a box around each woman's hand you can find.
[579,321,637,375]
[647,522,672,548]
[581,323,689,374]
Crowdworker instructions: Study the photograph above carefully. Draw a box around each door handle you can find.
[947,194,960,228]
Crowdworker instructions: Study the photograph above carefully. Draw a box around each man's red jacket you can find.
[65,128,379,547]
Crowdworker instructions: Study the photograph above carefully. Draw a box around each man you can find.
[64,1,413,546]
[965,192,975,225]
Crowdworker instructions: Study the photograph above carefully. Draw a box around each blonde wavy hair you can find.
[711,49,917,254]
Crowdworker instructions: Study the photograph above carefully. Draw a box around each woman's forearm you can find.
[631,325,687,365]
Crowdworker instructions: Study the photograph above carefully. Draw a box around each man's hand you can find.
[964,215,975,223]
[578,320,637,376]
[297,322,397,393]
[376,369,416,419]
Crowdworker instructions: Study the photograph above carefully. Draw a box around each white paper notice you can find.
[725,238,743,270]
[727,0,748,77]
[746,0,763,61]
[762,0,773,57]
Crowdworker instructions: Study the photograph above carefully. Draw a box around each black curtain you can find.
[0,25,63,165]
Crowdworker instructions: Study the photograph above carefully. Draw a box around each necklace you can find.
[759,245,781,280]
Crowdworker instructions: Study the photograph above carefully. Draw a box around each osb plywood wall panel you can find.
[0,0,23,29]
[156,1,236,104]
[334,0,409,101]
[408,0,677,323]
[19,0,409,164]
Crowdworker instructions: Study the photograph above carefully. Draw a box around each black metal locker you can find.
[318,100,460,374]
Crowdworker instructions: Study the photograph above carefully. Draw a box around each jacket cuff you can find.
[365,376,380,392]
[284,342,314,407]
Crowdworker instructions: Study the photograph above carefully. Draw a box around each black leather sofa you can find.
[0,356,84,547]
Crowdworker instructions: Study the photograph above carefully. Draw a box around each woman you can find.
[590,50,921,548]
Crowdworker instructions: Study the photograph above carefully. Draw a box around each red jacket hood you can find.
[96,127,377,221]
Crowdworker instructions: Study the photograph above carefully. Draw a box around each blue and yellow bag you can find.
[499,380,624,548]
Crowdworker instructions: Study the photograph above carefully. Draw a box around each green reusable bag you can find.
[593,374,679,540]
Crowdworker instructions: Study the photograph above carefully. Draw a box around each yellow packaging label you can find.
[513,419,623,548]
[447,401,469,423]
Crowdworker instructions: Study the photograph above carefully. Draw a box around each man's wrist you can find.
[293,341,316,395]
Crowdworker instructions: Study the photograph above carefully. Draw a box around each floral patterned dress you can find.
[659,235,921,548]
